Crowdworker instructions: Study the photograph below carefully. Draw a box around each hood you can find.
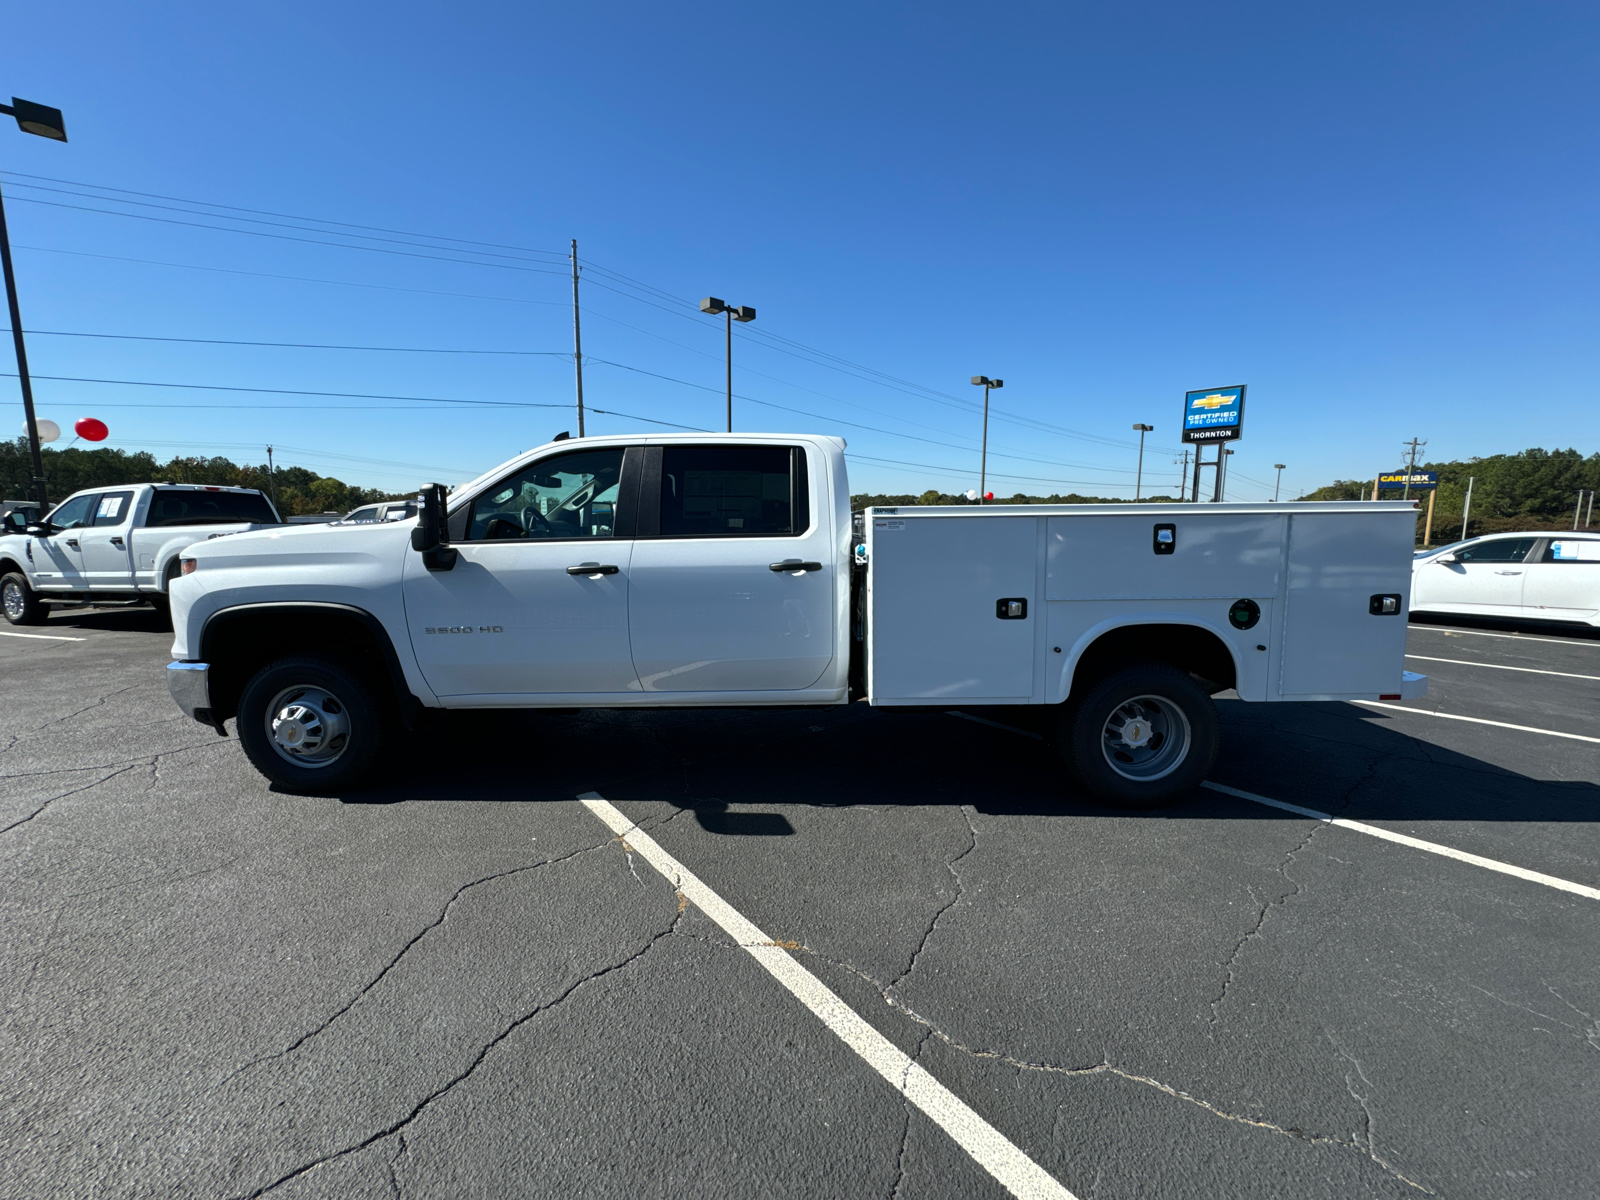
[186,516,416,567]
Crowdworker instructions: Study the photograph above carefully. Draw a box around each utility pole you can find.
[1401,438,1426,501]
[570,240,585,437]
[1587,490,1595,528]
[1131,424,1153,501]
[1461,475,1474,540]
[1216,447,1233,502]
[1177,448,1190,499]
[265,446,278,510]
[1577,490,1589,531]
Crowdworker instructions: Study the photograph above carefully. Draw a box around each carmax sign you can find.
[1181,385,1245,443]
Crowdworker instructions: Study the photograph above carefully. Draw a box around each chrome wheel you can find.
[1100,694,1192,782]
[265,685,352,768]
[2,579,24,622]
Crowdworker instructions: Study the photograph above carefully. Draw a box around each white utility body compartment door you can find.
[1279,511,1413,697]
[868,513,1040,702]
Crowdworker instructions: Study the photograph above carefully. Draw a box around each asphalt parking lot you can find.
[3,609,1597,1199]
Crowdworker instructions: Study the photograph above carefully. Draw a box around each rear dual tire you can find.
[1057,662,1219,809]
[236,657,390,794]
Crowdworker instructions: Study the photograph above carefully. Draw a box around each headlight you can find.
[180,558,198,575]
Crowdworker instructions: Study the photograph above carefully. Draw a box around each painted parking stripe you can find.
[1405,654,1600,681]
[1411,626,1600,649]
[1354,700,1600,744]
[579,793,1077,1200]
[0,630,85,641]
[1202,782,1600,902]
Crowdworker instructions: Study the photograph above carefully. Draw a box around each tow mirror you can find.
[25,523,50,537]
[410,483,458,571]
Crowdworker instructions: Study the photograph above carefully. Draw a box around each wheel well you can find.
[200,605,418,725]
[0,558,24,579]
[1069,623,1237,697]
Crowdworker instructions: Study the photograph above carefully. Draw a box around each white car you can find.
[1411,532,1600,626]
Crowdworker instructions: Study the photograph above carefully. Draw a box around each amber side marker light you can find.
[180,558,198,575]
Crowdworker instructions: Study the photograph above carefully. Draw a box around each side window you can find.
[1457,537,1535,564]
[1544,539,1600,564]
[92,491,135,526]
[468,448,624,541]
[659,445,807,537]
[45,494,95,531]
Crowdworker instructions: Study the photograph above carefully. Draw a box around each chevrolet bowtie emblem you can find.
[1190,393,1233,409]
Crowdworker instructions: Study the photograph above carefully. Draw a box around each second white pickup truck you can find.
[164,432,1426,805]
[1,483,281,625]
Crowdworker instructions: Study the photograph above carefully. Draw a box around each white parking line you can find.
[1201,782,1600,902]
[579,793,1077,1200]
[1354,700,1600,744]
[1405,654,1600,682]
[1412,626,1600,649]
[0,630,85,641]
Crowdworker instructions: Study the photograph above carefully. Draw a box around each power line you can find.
[6,328,569,356]
[5,193,571,277]
[15,243,569,307]
[0,169,569,260]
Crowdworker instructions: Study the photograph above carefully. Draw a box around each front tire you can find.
[2,571,45,626]
[236,657,390,794]
[1058,662,1219,808]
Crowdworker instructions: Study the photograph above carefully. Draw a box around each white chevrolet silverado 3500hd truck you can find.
[163,433,1426,805]
[2,483,281,626]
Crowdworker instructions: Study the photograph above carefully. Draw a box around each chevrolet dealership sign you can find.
[1181,385,1245,443]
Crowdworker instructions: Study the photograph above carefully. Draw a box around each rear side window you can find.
[1544,539,1600,563]
[148,489,280,526]
[92,491,135,526]
[659,445,808,537]
[1456,537,1535,564]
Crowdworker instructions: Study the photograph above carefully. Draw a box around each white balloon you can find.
[25,419,61,443]
[965,488,979,501]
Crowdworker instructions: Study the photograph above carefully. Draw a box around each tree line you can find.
[1,439,407,517]
[1297,447,1599,542]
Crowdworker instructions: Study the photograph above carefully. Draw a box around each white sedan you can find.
[1411,532,1600,626]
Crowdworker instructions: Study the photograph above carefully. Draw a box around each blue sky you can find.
[2,2,1595,501]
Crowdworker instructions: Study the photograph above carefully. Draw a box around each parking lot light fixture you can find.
[1132,424,1153,501]
[1273,464,1286,502]
[701,296,756,432]
[970,376,1003,504]
[0,96,68,511]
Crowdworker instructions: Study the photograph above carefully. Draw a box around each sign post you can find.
[1181,385,1245,502]
[1377,470,1439,545]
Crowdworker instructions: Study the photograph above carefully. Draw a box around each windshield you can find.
[148,489,281,527]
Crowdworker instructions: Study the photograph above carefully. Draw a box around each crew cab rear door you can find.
[626,443,834,692]
[78,490,136,589]
[402,445,642,697]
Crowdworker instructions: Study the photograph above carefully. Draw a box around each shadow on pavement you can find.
[321,695,1599,830]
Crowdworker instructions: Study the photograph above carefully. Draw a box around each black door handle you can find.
[769,560,823,572]
[65,538,79,549]
[110,536,124,546]
[567,563,620,576]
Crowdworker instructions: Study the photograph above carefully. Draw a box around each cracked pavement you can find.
[3,607,1599,1197]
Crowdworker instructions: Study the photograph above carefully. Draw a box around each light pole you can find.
[1131,424,1153,501]
[970,376,1003,504]
[1272,463,1286,501]
[0,97,67,510]
[700,297,756,432]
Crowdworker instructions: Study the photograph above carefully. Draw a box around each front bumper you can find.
[166,661,222,731]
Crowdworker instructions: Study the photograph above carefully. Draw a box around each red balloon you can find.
[74,417,109,442]
[984,491,994,501]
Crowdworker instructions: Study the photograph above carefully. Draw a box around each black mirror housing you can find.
[411,483,458,571]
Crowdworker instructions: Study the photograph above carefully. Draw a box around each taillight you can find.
[181,558,198,575]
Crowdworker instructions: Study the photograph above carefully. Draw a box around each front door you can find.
[627,443,835,692]
[402,447,640,698]
[32,493,95,591]
[1413,536,1536,614]
[1520,537,1600,620]
[79,491,137,590]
